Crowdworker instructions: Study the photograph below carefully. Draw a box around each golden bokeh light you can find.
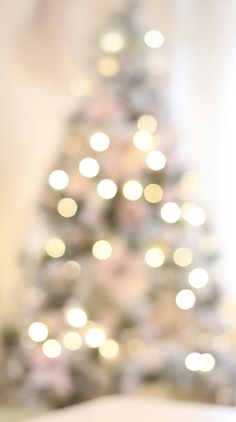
[185,352,202,372]
[146,150,166,171]
[144,184,163,203]
[145,247,165,268]
[97,179,117,199]
[200,353,216,372]
[161,202,181,224]
[48,170,69,190]
[66,307,88,328]
[99,339,120,359]
[137,114,157,133]
[57,198,78,218]
[28,322,48,343]
[46,238,66,258]
[63,332,83,351]
[92,240,112,260]
[173,247,193,267]
[122,180,143,201]
[98,57,120,77]
[100,32,125,53]
[90,132,110,152]
[42,339,62,359]
[79,157,100,178]
[85,327,106,348]
[176,289,196,310]
[133,130,153,150]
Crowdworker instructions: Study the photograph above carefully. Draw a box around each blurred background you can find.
[1,0,236,420]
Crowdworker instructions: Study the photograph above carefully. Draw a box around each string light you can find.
[122,180,143,201]
[144,184,163,203]
[99,339,120,359]
[133,130,153,150]
[100,32,125,53]
[79,157,100,178]
[144,30,164,48]
[28,322,48,343]
[90,132,110,152]
[66,307,87,328]
[146,150,166,171]
[173,247,193,267]
[97,179,117,199]
[46,238,65,258]
[92,240,112,260]
[188,268,209,289]
[137,114,157,133]
[161,202,181,223]
[85,327,106,348]
[42,339,62,359]
[63,332,83,351]
[49,170,69,190]
[145,247,165,268]
[98,57,120,77]
[57,198,78,218]
[176,289,196,310]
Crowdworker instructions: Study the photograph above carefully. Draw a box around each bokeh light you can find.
[145,247,165,268]
[161,202,181,223]
[49,170,69,190]
[79,157,100,178]
[176,289,196,310]
[100,32,125,53]
[46,238,66,258]
[185,352,202,372]
[99,339,120,359]
[133,130,153,150]
[144,30,164,48]
[146,150,166,171]
[122,180,143,201]
[144,184,163,203]
[28,322,48,343]
[57,198,78,218]
[173,247,193,267]
[85,327,106,348]
[137,114,157,133]
[90,132,110,152]
[42,339,62,359]
[98,57,120,77]
[66,307,88,328]
[92,240,112,260]
[63,332,83,351]
[97,179,117,199]
[188,268,209,288]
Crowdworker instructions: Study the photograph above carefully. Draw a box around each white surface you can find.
[26,395,236,422]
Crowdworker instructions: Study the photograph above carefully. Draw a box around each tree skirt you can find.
[26,395,236,422]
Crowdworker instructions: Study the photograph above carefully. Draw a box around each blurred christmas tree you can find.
[10,2,236,409]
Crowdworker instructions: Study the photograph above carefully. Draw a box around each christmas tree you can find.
[11,3,236,409]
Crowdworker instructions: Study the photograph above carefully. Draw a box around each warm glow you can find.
[144,184,163,203]
[57,198,78,218]
[100,32,125,53]
[173,247,193,267]
[46,238,65,258]
[122,180,143,201]
[137,114,157,133]
[90,132,110,152]
[97,179,117,199]
[92,240,112,260]
[186,206,206,227]
[133,130,153,150]
[42,339,62,359]
[146,150,166,171]
[28,322,48,343]
[161,202,181,223]
[79,157,100,178]
[69,77,94,97]
[176,289,196,310]
[63,332,83,351]
[85,327,106,348]
[99,339,120,359]
[144,30,164,48]
[98,57,120,77]
[145,247,165,268]
[188,268,209,289]
[66,307,87,328]
[49,170,69,190]
[180,171,199,190]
